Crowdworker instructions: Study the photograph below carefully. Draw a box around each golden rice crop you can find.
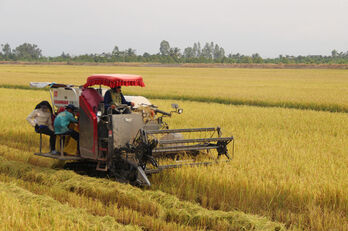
[0,64,348,112]
[0,155,284,231]
[151,100,348,231]
[0,174,196,231]
[0,88,286,230]
[0,64,347,230]
[0,181,139,231]
[0,88,347,230]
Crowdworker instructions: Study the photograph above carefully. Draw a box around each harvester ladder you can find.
[96,138,108,171]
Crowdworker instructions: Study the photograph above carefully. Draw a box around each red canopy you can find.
[83,74,145,88]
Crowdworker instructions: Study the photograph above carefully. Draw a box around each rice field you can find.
[0,64,347,230]
[0,64,348,112]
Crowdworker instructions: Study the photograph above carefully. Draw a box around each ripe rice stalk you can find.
[0,156,284,231]
[0,181,139,231]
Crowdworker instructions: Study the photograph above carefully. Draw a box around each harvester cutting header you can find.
[30,74,234,186]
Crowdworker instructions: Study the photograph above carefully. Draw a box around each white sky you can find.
[0,0,347,57]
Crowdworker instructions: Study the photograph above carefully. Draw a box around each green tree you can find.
[183,47,194,58]
[213,44,225,60]
[160,40,170,56]
[169,47,181,60]
[1,43,12,60]
[202,42,213,60]
[252,53,263,63]
[331,50,338,58]
[126,48,136,56]
[14,43,42,60]
[143,52,151,58]
[60,52,71,59]
[112,46,120,57]
[193,42,201,57]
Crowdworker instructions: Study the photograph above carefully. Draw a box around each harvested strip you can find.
[0,174,196,231]
[0,156,285,231]
[0,181,139,231]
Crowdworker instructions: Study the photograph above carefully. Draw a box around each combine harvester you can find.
[31,74,234,186]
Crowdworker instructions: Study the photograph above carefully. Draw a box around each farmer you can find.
[26,101,57,154]
[54,104,79,153]
[104,86,134,112]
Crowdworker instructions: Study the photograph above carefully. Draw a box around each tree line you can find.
[1,41,348,64]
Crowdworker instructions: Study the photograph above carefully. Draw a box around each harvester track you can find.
[63,160,138,185]
[63,161,108,178]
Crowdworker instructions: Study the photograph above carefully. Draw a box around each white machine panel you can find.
[51,88,81,109]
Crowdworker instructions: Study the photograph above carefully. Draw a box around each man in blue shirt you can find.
[54,104,79,153]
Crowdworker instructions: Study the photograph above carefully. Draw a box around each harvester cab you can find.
[31,74,234,186]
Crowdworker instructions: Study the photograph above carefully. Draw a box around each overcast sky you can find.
[0,0,347,57]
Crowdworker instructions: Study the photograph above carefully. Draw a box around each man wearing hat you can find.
[54,104,79,153]
[104,86,135,111]
[26,101,57,154]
